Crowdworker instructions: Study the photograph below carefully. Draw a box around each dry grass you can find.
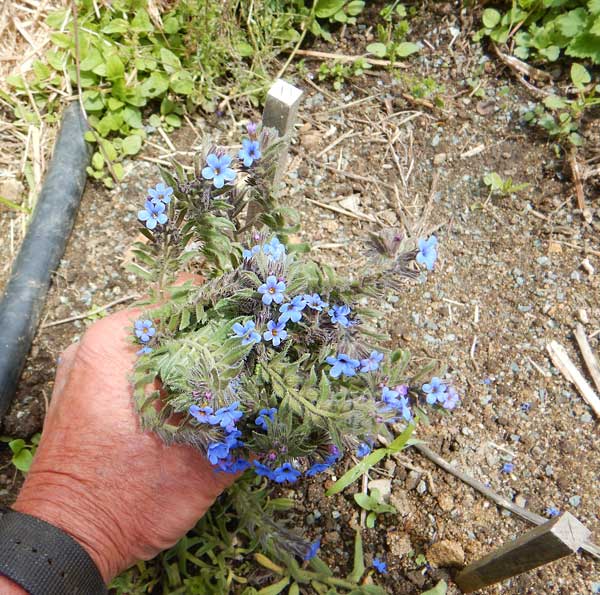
[0,0,66,286]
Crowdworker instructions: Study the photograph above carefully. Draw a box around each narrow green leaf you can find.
[256,576,290,595]
[326,448,387,495]
[347,530,365,583]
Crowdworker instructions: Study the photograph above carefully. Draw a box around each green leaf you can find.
[122,135,142,155]
[131,9,153,33]
[347,1,365,16]
[0,195,29,213]
[366,512,376,528]
[170,71,194,95]
[326,448,387,495]
[163,16,180,34]
[315,0,346,18]
[160,48,182,74]
[354,493,374,510]
[237,41,254,57]
[556,8,588,38]
[387,423,416,453]
[8,439,25,454]
[92,151,104,170]
[566,33,600,63]
[102,18,129,35]
[256,577,290,595]
[590,0,600,15]
[113,163,125,181]
[543,95,567,110]
[366,42,387,58]
[105,54,125,80]
[347,530,365,583]
[420,580,448,595]
[482,8,501,28]
[140,73,169,98]
[395,42,420,57]
[570,63,591,88]
[538,45,560,61]
[12,449,33,472]
[165,113,182,127]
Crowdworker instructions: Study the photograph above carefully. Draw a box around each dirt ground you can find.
[1,2,599,594]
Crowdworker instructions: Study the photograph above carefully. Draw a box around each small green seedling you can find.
[354,487,397,528]
[483,172,528,196]
[0,433,41,473]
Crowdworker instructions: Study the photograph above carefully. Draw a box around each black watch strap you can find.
[0,507,107,595]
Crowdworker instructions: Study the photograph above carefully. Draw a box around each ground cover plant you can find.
[116,122,459,593]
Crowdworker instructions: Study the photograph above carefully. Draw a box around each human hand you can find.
[11,306,236,584]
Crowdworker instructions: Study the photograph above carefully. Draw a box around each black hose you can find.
[0,103,91,420]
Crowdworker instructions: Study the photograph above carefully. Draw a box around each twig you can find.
[491,43,552,82]
[569,147,592,223]
[305,197,376,223]
[411,442,600,559]
[546,340,600,417]
[290,48,409,70]
[41,295,139,329]
[574,323,600,395]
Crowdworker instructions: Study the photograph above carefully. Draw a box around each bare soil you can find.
[1,2,599,594]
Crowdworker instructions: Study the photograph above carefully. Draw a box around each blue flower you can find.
[258,275,286,305]
[360,350,384,373]
[263,237,286,260]
[201,153,236,189]
[328,304,352,327]
[189,405,214,423]
[304,293,328,311]
[273,462,301,484]
[232,320,261,346]
[207,440,231,465]
[216,457,250,474]
[326,354,360,378]
[134,319,155,342]
[416,235,438,271]
[520,402,531,413]
[546,506,560,518]
[225,429,243,449]
[373,558,387,574]
[136,346,153,356]
[148,182,173,204]
[255,407,277,430]
[209,402,243,432]
[357,443,371,458]
[242,245,260,260]
[304,538,321,561]
[253,461,275,479]
[306,462,331,477]
[422,377,447,405]
[246,121,258,136]
[381,386,400,405]
[279,295,307,324]
[138,200,168,230]
[238,138,261,167]
[502,462,514,473]
[442,386,460,410]
[263,320,288,347]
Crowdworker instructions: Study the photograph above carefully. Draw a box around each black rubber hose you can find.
[0,103,91,420]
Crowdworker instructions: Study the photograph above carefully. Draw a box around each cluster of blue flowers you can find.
[138,182,173,230]
[253,445,340,484]
[189,401,249,473]
[422,377,460,410]
[243,236,286,261]
[134,319,155,355]
[201,122,262,189]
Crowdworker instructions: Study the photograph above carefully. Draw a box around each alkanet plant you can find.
[128,122,458,564]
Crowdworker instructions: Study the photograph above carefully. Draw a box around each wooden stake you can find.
[261,79,303,193]
[455,513,590,593]
[574,322,600,394]
[547,340,600,417]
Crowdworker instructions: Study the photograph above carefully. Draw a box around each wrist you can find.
[13,469,130,584]
[0,576,28,594]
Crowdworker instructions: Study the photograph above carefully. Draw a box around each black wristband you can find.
[0,507,107,595]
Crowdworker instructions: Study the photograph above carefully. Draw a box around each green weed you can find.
[0,433,41,473]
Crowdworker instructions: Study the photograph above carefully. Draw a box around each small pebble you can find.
[569,495,581,507]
